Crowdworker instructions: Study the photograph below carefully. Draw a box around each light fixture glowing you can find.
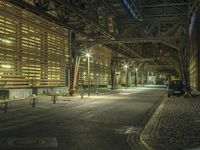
[124,63,129,70]
[86,53,91,58]
[2,64,11,68]
[135,68,138,71]
[2,39,11,44]
[0,38,12,44]
[82,49,93,59]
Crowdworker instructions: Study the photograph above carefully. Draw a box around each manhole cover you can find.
[0,137,57,148]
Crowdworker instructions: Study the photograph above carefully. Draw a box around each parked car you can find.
[167,80,185,97]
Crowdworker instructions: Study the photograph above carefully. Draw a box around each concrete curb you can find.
[139,96,167,150]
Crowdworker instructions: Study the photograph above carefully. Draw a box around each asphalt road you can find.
[0,87,165,150]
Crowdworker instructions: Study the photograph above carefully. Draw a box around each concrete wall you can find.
[37,87,69,95]
[9,89,32,99]
[8,86,69,99]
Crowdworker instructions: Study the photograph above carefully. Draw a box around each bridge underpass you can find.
[0,0,200,150]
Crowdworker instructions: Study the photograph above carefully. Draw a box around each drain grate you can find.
[0,137,57,148]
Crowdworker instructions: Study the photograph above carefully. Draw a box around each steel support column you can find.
[69,31,81,96]
[111,49,117,90]
[181,22,192,97]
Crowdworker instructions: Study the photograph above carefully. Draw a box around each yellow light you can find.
[1,39,12,44]
[86,53,91,58]
[82,49,93,59]
[2,65,11,68]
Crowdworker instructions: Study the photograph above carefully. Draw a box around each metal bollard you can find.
[52,95,57,104]
[81,90,84,99]
[80,86,84,99]
[3,102,8,113]
[30,98,38,108]
[96,90,99,95]
[0,102,11,113]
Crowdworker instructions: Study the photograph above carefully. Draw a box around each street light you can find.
[124,64,129,89]
[124,64,128,69]
[83,50,92,96]
[135,68,138,86]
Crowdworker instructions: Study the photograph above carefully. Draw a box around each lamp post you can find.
[124,64,128,89]
[135,68,138,86]
[86,52,91,96]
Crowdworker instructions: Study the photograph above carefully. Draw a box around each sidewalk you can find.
[141,95,200,150]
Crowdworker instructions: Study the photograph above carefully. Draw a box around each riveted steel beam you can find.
[120,16,186,24]
[7,0,88,36]
[76,37,179,50]
[143,3,191,8]
[100,0,118,16]
[52,0,113,38]
[188,0,200,17]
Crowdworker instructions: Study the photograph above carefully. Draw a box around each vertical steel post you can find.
[3,102,8,113]
[88,56,90,96]
[126,67,128,89]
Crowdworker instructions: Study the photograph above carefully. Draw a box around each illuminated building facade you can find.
[0,1,68,97]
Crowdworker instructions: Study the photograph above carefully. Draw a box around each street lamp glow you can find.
[123,63,129,89]
[82,49,93,59]
[86,53,91,58]
[135,68,138,71]
[82,49,93,97]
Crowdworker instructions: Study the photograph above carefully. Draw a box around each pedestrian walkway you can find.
[141,94,200,150]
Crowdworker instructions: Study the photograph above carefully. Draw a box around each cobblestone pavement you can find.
[141,95,200,150]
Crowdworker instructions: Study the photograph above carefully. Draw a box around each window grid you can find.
[0,0,68,88]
